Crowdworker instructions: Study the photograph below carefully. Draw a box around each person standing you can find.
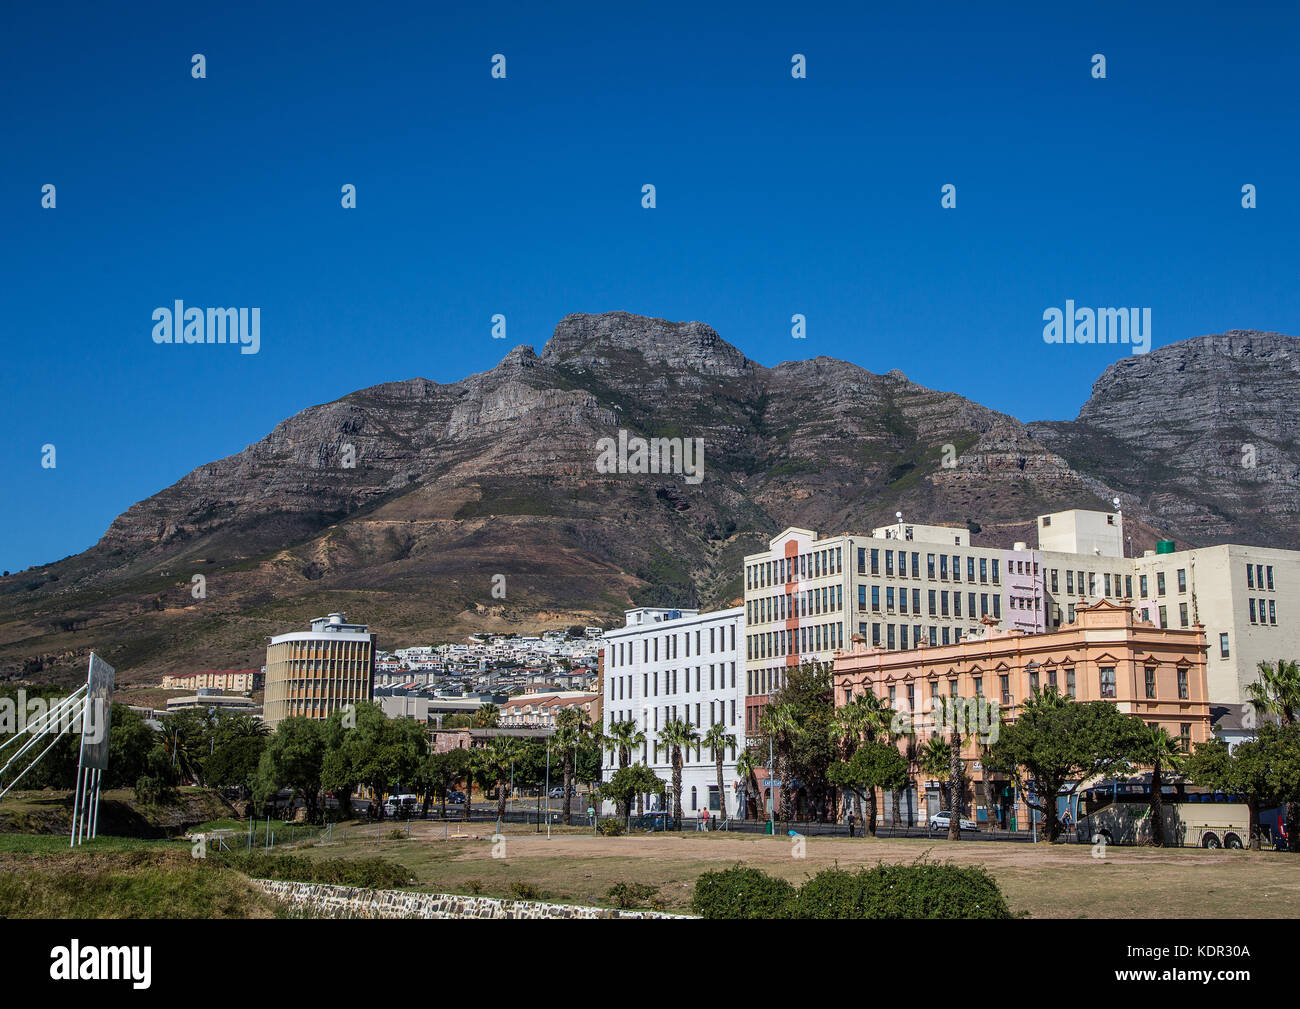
[847,810,856,837]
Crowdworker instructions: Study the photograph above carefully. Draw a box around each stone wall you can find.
[254,879,690,919]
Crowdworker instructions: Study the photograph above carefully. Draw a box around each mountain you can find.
[2,314,1295,687]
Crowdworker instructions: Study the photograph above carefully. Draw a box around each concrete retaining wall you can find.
[254,879,690,919]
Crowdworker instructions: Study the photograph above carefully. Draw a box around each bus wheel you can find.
[1202,833,1222,849]
[1225,834,1243,849]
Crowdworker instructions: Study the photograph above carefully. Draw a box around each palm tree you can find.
[485,737,522,825]
[761,703,801,824]
[1143,726,1184,847]
[702,721,736,823]
[833,690,891,827]
[472,704,500,729]
[603,718,648,813]
[945,697,965,841]
[917,736,953,814]
[553,708,589,825]
[658,718,700,828]
[735,747,762,820]
[1246,659,1300,850]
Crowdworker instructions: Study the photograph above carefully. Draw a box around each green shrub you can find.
[508,881,542,901]
[789,860,1010,919]
[597,818,625,837]
[133,775,176,806]
[213,853,410,889]
[465,879,484,894]
[691,864,796,919]
[606,881,660,909]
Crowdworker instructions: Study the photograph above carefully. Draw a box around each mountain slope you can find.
[2,314,1291,686]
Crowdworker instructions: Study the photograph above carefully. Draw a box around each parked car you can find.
[634,811,677,831]
[929,811,979,832]
[548,786,574,799]
[448,791,466,804]
[383,794,419,817]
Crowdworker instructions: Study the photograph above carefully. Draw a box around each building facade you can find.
[744,509,1300,732]
[161,669,264,692]
[263,613,375,728]
[832,600,1213,828]
[601,606,745,819]
[499,691,600,728]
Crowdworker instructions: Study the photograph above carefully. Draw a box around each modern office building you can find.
[833,599,1213,828]
[600,606,745,819]
[263,613,376,728]
[743,521,1028,733]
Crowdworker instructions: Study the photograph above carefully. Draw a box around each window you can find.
[858,547,866,574]
[1158,605,1167,627]
[1249,598,1257,623]
[1000,674,1010,705]
[1179,602,1188,627]
[690,786,698,811]
[1050,569,1059,593]
[940,555,949,579]
[1179,724,1191,752]
[1099,666,1116,699]
[1267,566,1275,590]
[1220,633,1230,658]
[928,589,937,616]
[1104,574,1112,596]
[1177,667,1189,700]
[1269,599,1277,625]
[1177,569,1186,593]
[979,558,988,583]
[1029,667,1039,692]
[1139,574,1148,597]
[1125,575,1133,598]
[1156,572,1166,595]
[928,553,936,578]
[1247,564,1255,589]
[1066,570,1074,594]
[872,586,880,612]
[885,551,894,576]
[973,676,983,697]
[1065,668,1076,698]
[1144,666,1156,699]
[1047,668,1057,690]
[871,549,879,575]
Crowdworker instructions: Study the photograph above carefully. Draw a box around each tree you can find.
[702,721,736,822]
[1246,659,1300,851]
[204,734,266,795]
[484,737,523,824]
[1135,725,1185,847]
[917,736,953,813]
[985,689,1145,842]
[603,718,647,812]
[320,702,425,821]
[764,662,838,822]
[1185,723,1300,850]
[659,718,701,827]
[254,717,326,821]
[599,763,664,823]
[833,690,891,826]
[760,703,801,823]
[828,741,908,837]
[736,747,763,820]
[553,708,589,825]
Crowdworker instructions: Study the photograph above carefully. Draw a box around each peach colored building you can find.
[832,600,1212,830]
[499,691,600,728]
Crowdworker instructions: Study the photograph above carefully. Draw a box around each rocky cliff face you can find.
[1029,330,1300,546]
[2,315,1294,684]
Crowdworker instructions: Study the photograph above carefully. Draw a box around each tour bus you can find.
[1072,776,1283,849]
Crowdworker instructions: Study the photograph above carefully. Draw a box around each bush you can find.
[465,879,484,894]
[691,864,796,919]
[508,881,542,901]
[133,775,176,806]
[597,818,625,837]
[213,853,410,889]
[606,881,660,909]
[689,858,1012,919]
[789,859,1011,920]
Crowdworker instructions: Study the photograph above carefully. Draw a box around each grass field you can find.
[2,823,1297,917]
[289,823,1300,918]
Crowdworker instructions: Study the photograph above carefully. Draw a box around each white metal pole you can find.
[70,744,87,848]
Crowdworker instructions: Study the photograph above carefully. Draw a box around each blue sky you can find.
[3,1,1297,573]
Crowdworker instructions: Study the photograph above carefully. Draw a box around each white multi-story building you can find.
[601,606,745,820]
